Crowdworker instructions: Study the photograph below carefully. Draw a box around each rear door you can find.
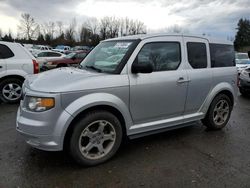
[0,44,12,77]
[183,37,212,115]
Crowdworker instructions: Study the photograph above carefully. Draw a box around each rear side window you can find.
[48,52,61,57]
[187,42,207,69]
[0,44,14,59]
[137,42,181,72]
[210,44,235,67]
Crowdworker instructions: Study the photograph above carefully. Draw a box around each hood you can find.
[25,67,102,93]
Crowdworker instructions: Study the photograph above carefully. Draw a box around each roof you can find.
[105,33,233,45]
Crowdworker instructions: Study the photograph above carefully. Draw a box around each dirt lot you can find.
[0,95,250,188]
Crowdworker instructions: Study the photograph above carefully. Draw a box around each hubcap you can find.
[78,120,116,160]
[213,99,230,126]
[2,83,22,101]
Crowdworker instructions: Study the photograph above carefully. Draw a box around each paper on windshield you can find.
[114,42,132,49]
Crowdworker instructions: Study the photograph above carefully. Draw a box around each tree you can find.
[79,25,91,45]
[18,13,38,40]
[0,29,2,39]
[85,18,99,35]
[65,18,77,42]
[234,18,250,50]
[56,21,64,36]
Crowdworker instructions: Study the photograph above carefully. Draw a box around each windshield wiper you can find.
[85,65,103,72]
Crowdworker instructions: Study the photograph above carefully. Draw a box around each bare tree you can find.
[79,25,91,44]
[85,18,99,34]
[18,13,38,40]
[41,21,56,39]
[56,21,64,36]
[0,29,2,39]
[99,17,110,40]
[65,18,77,41]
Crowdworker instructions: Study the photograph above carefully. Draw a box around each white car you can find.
[35,50,66,64]
[0,41,39,103]
[236,52,250,73]
[53,46,71,54]
[29,45,50,56]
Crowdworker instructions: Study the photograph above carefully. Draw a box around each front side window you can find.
[187,42,207,69]
[210,44,235,67]
[76,53,87,59]
[0,44,14,59]
[137,42,181,71]
[80,40,136,73]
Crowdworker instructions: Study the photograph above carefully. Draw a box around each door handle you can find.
[177,77,190,84]
[0,66,2,69]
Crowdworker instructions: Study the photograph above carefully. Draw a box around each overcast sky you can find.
[0,0,249,38]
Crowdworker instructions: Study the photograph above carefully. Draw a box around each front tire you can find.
[0,78,23,104]
[202,94,232,130]
[69,110,123,166]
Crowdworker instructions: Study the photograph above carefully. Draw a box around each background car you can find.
[35,50,66,65]
[239,67,250,96]
[29,45,50,56]
[53,45,71,54]
[236,52,250,73]
[70,46,90,52]
[41,51,88,70]
[0,41,39,103]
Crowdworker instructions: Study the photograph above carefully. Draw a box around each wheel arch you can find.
[0,75,25,83]
[63,104,127,150]
[201,82,236,115]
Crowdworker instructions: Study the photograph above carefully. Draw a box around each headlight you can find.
[25,96,55,112]
[241,70,249,78]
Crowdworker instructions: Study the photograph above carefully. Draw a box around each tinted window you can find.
[76,53,87,59]
[187,42,207,69]
[210,44,235,67]
[48,52,61,57]
[0,44,14,59]
[37,52,47,57]
[137,42,181,72]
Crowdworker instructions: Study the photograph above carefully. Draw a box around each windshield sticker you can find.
[114,42,132,49]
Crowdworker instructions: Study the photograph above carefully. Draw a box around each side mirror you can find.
[72,56,76,60]
[131,59,153,74]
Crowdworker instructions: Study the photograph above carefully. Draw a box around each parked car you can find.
[17,34,237,166]
[29,45,50,56]
[70,46,90,52]
[0,41,39,103]
[41,51,88,70]
[239,67,250,96]
[35,50,66,64]
[53,45,71,54]
[236,52,250,73]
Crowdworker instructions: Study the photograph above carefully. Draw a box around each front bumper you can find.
[16,93,74,151]
[239,78,250,92]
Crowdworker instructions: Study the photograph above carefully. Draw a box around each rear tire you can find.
[202,94,232,130]
[239,87,248,97]
[69,110,123,166]
[0,78,23,104]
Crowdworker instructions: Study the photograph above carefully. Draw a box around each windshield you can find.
[236,53,249,60]
[55,45,65,50]
[65,53,76,59]
[80,40,135,73]
[236,59,250,64]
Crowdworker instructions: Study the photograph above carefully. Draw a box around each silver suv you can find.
[17,34,237,166]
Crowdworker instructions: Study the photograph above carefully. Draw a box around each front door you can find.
[128,36,188,125]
